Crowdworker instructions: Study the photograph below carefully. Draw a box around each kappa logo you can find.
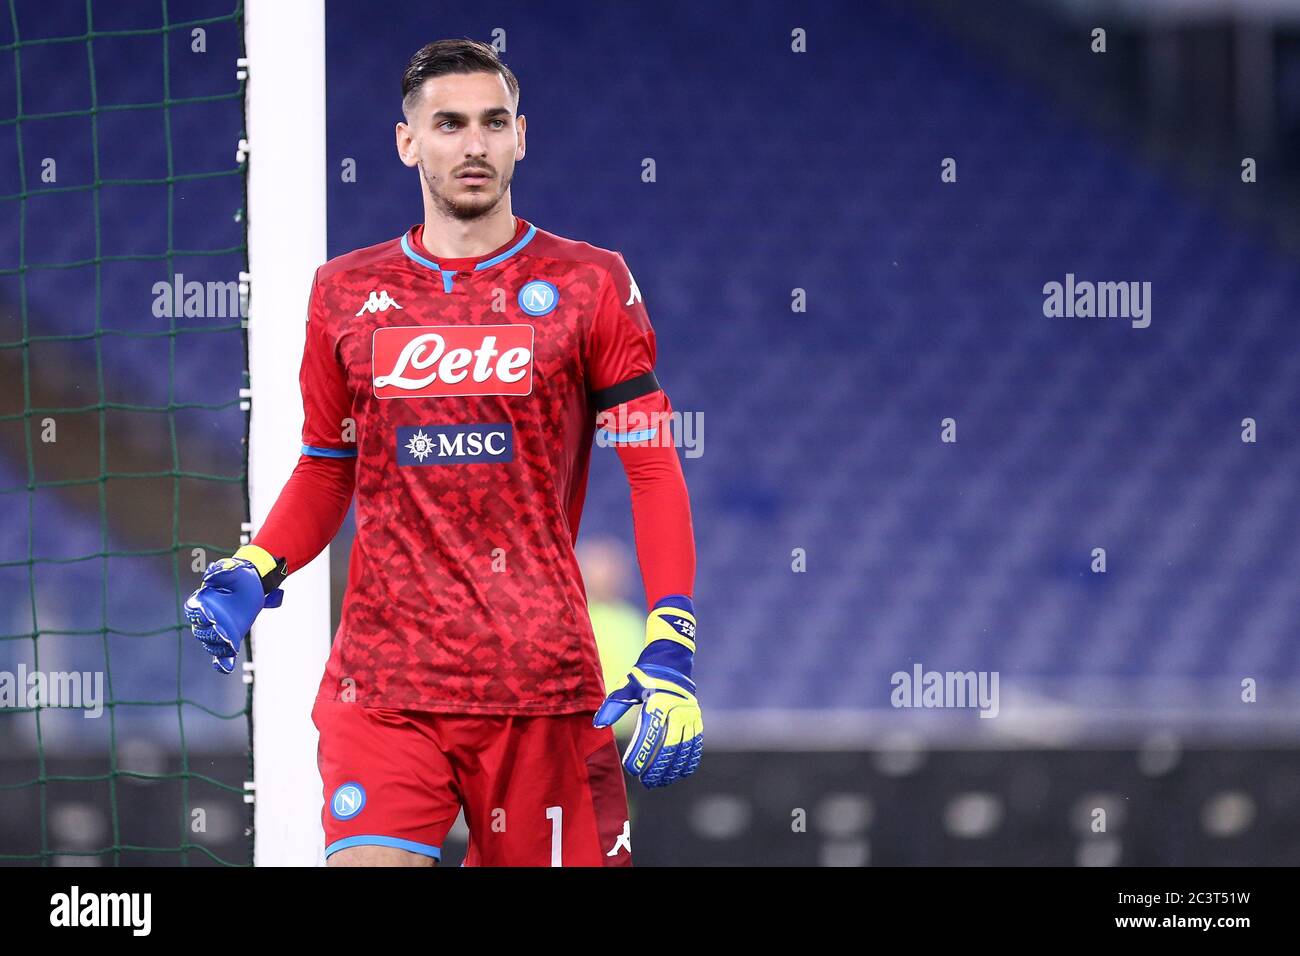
[356,290,404,316]
[373,324,534,399]
[625,271,642,306]
[606,819,631,857]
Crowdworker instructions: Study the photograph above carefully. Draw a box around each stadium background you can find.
[2,0,1300,865]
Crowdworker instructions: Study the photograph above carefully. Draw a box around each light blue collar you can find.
[400,222,538,293]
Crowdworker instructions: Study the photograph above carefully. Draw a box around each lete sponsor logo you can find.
[372,324,534,399]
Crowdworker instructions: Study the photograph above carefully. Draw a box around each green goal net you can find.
[0,0,253,866]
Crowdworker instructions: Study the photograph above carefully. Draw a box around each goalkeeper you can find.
[184,38,699,867]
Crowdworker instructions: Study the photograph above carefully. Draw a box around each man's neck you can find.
[420,201,517,260]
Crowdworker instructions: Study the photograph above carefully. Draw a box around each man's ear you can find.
[395,121,418,168]
[515,113,526,162]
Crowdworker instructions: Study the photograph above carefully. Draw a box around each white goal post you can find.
[244,0,331,866]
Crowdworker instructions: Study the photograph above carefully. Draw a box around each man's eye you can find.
[439,120,505,131]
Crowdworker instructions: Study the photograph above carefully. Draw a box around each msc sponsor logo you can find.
[372,324,534,399]
[397,424,514,465]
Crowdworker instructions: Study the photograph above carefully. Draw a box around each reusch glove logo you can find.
[372,324,534,399]
[631,711,665,772]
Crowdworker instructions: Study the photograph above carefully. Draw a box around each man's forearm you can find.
[249,453,357,576]
[611,393,696,608]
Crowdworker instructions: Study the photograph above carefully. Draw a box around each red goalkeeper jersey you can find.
[299,216,664,715]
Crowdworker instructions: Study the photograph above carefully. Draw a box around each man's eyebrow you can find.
[430,107,512,123]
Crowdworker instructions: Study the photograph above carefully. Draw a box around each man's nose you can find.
[463,126,489,155]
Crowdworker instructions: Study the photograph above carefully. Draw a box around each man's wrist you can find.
[651,593,694,615]
[234,544,288,594]
[645,595,697,675]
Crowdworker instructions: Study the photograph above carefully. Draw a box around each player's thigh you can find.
[327,844,437,867]
[462,713,632,867]
[313,697,461,866]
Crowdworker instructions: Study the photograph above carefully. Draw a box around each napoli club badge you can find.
[331,782,367,820]
[518,279,559,316]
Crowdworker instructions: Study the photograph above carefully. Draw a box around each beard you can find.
[420,158,512,221]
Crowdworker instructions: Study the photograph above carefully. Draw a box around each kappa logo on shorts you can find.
[606,819,631,857]
[331,782,367,820]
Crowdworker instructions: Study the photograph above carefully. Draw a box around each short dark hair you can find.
[401,39,520,118]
